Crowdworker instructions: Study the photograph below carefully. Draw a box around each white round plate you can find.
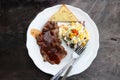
[26,4,99,76]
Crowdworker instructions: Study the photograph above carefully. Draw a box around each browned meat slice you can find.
[36,21,67,64]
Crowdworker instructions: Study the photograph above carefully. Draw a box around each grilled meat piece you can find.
[36,21,67,64]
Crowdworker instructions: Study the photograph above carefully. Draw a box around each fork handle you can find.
[50,58,76,80]
[61,65,72,80]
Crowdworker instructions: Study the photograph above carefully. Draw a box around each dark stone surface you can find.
[0,0,120,80]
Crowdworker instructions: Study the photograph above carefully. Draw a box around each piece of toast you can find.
[49,4,78,21]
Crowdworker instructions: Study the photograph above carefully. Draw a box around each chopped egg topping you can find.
[59,22,89,49]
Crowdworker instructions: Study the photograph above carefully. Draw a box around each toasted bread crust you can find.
[49,4,78,21]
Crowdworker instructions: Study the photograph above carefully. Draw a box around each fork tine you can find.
[76,47,82,53]
[75,45,86,55]
[77,47,84,54]
[78,47,86,55]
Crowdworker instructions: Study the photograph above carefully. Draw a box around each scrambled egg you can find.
[59,22,89,49]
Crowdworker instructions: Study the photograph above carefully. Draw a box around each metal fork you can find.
[50,42,87,80]
[61,46,86,80]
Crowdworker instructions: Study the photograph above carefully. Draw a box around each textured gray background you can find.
[0,0,120,80]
